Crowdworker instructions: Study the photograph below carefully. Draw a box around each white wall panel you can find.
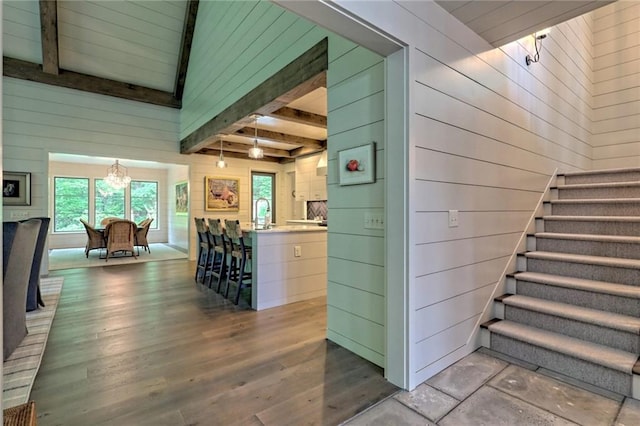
[2,1,41,63]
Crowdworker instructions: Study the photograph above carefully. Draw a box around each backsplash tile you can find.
[307,201,327,220]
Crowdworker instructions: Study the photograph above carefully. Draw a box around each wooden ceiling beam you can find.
[198,149,282,163]
[3,57,181,108]
[234,127,325,149]
[289,145,325,158]
[39,0,59,75]
[174,0,199,100]
[267,107,326,129]
[180,38,328,154]
[218,141,291,158]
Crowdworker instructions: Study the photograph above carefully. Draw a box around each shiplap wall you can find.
[330,0,595,389]
[591,2,640,168]
[184,1,387,367]
[3,1,41,63]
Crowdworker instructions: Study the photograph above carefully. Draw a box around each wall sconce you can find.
[525,28,551,66]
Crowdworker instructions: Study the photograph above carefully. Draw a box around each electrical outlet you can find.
[294,245,302,257]
[448,210,459,228]
[364,212,384,230]
[10,211,30,219]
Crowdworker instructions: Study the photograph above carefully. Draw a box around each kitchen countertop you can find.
[285,219,323,224]
[247,224,327,233]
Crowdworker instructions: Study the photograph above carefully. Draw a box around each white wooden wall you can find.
[330,0,596,389]
[591,2,640,169]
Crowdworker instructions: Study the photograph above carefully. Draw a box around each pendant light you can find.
[216,136,227,168]
[248,114,264,159]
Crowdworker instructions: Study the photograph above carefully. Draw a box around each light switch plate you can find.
[364,212,384,230]
[448,210,459,228]
[294,245,302,257]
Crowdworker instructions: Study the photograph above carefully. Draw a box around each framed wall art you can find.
[338,142,376,186]
[175,181,188,215]
[205,177,239,211]
[3,171,31,206]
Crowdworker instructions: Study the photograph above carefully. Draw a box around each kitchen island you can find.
[246,225,327,310]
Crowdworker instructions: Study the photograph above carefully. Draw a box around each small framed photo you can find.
[3,171,31,206]
[206,177,239,211]
[338,142,376,186]
[175,181,188,215]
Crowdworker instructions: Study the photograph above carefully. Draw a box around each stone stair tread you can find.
[487,320,637,373]
[534,232,640,244]
[500,294,640,334]
[513,271,640,299]
[560,167,640,177]
[557,182,640,189]
[550,198,640,204]
[525,251,640,270]
[542,215,640,222]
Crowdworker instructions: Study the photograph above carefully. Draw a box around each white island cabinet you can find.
[248,225,327,310]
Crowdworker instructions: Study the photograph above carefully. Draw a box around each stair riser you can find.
[504,305,640,353]
[526,258,640,286]
[490,334,632,396]
[559,186,640,199]
[515,279,640,317]
[552,203,640,216]
[543,220,640,236]
[536,238,640,260]
[565,171,640,185]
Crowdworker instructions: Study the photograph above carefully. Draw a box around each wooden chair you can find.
[207,218,228,292]
[224,219,252,305]
[100,216,121,226]
[79,218,106,258]
[194,218,211,283]
[104,220,137,261]
[135,218,154,255]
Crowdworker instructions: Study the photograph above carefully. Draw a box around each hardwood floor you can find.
[31,260,398,425]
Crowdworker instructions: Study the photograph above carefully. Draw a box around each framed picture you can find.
[175,181,188,215]
[205,177,239,211]
[338,142,376,186]
[3,171,31,206]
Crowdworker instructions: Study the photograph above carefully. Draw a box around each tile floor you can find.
[342,348,640,425]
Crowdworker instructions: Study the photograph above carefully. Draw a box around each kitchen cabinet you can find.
[295,152,327,202]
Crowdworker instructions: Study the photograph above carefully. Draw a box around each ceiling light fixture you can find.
[248,114,264,159]
[216,135,227,168]
[105,159,131,189]
[525,28,550,66]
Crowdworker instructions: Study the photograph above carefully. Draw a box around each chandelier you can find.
[248,114,264,159]
[105,160,131,189]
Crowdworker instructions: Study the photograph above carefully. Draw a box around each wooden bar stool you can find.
[224,219,252,305]
[194,218,211,284]
[206,218,228,292]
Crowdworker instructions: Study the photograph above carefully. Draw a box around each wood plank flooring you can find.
[31,260,398,425]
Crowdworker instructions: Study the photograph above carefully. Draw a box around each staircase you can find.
[482,168,640,398]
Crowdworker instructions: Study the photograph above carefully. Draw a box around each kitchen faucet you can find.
[254,197,271,229]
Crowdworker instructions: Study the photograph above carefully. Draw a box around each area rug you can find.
[3,276,64,408]
[48,243,188,270]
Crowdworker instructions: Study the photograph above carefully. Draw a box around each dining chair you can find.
[224,219,252,305]
[79,218,106,258]
[135,218,154,255]
[104,220,137,261]
[194,218,212,283]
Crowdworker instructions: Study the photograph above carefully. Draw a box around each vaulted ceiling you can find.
[3,1,613,162]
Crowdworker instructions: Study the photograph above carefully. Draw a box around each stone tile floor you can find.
[342,348,640,425]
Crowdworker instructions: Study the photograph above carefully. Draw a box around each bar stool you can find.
[224,219,252,305]
[206,218,228,292]
[194,218,211,284]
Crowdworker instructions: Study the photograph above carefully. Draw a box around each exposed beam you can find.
[39,0,59,75]
[289,145,325,158]
[235,127,325,149]
[218,141,291,158]
[199,149,282,163]
[3,57,181,108]
[267,107,326,129]
[181,38,328,154]
[174,0,199,100]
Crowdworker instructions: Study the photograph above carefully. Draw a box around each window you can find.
[131,181,158,228]
[94,179,125,225]
[53,177,89,232]
[251,172,276,223]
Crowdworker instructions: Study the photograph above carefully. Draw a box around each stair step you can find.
[556,183,640,200]
[534,232,640,259]
[549,199,640,217]
[497,294,640,352]
[513,272,640,299]
[484,320,639,395]
[557,182,640,190]
[541,215,640,236]
[525,251,640,270]
[560,167,640,185]
[543,215,640,222]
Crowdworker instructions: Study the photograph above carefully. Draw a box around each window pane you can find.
[252,173,275,222]
[131,181,158,228]
[95,179,125,225]
[54,177,89,232]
